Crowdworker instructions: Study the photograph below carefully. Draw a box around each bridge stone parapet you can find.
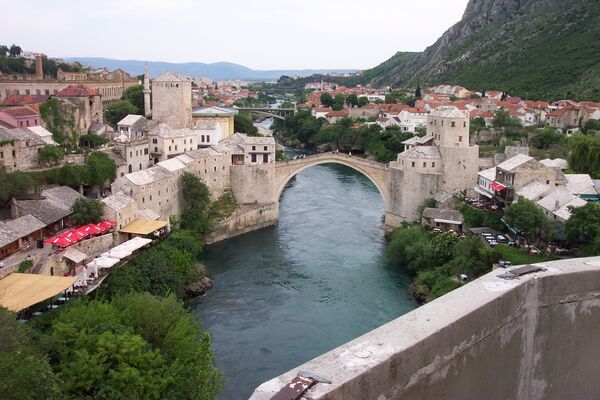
[251,256,600,400]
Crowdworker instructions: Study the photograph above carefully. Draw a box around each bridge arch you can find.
[274,154,390,210]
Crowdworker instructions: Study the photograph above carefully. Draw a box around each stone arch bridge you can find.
[274,153,393,219]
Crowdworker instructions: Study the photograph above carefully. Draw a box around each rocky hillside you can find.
[364,0,600,101]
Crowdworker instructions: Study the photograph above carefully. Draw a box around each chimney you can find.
[35,55,43,80]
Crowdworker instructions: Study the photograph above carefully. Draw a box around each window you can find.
[130,151,132,157]
[175,145,178,151]
[207,135,210,142]
[463,121,467,127]
[201,135,205,142]
[264,146,268,151]
[169,146,171,151]
[411,162,415,167]
[252,145,256,151]
[432,162,436,168]
[154,147,158,152]
[149,195,152,201]
[451,121,455,127]
[263,154,269,163]
[459,136,463,142]
[142,197,145,203]
[139,163,142,170]
[144,148,148,155]
[423,162,426,168]
[546,180,550,184]
[184,139,186,144]
[251,154,257,162]
[214,166,217,172]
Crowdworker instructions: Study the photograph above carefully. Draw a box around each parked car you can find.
[496,235,508,244]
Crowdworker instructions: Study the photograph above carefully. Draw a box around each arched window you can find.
[128,164,132,173]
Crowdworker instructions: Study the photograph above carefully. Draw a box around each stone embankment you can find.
[204,203,279,244]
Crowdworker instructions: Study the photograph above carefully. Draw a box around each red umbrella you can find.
[80,224,102,236]
[96,220,117,233]
[43,235,74,247]
[59,231,83,244]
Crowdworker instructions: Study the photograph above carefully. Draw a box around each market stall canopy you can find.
[116,237,152,253]
[0,273,76,312]
[96,220,117,233]
[119,219,168,235]
[101,248,132,260]
[86,256,120,270]
[79,223,103,236]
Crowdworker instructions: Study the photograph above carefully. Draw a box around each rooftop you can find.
[153,71,189,82]
[516,181,553,201]
[565,174,597,196]
[55,84,99,97]
[496,153,533,172]
[430,106,469,119]
[192,106,237,116]
[478,167,496,181]
[125,165,172,186]
[102,192,135,212]
[399,145,442,160]
[117,114,145,127]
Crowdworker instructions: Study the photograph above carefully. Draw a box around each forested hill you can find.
[356,0,600,101]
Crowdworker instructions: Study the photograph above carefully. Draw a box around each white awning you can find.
[63,248,88,264]
[87,256,120,270]
[101,249,132,260]
[474,186,493,199]
[434,218,463,225]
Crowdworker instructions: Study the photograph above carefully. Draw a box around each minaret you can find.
[143,63,151,117]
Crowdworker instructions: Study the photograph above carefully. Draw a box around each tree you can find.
[320,93,334,108]
[582,119,600,133]
[529,128,565,149]
[569,133,600,177]
[87,151,116,188]
[493,109,522,129]
[234,113,259,136]
[0,166,35,205]
[358,96,369,107]
[0,308,60,400]
[332,93,345,111]
[8,44,22,57]
[504,198,549,243]
[105,100,138,127]
[122,84,144,113]
[470,117,487,133]
[415,85,422,99]
[0,45,8,57]
[71,197,104,225]
[37,144,65,166]
[180,172,211,236]
[346,93,359,108]
[565,202,600,253]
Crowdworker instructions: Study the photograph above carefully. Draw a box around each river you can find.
[193,163,418,399]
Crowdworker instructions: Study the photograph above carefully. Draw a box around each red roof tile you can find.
[0,106,39,118]
[1,94,50,106]
[55,84,99,97]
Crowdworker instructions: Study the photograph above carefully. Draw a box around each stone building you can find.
[116,114,149,140]
[151,72,192,129]
[147,123,197,163]
[386,107,479,224]
[113,138,150,174]
[492,154,565,204]
[192,106,236,146]
[0,127,47,171]
[0,106,41,128]
[54,84,103,134]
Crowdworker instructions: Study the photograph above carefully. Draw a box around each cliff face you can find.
[367,0,600,101]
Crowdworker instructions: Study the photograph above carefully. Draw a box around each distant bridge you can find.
[235,107,296,120]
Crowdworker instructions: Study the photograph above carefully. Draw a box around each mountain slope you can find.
[63,57,356,81]
[365,0,600,101]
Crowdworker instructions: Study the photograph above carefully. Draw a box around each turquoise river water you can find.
[193,163,418,399]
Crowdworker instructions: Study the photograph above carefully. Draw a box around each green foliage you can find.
[529,127,566,149]
[38,144,65,166]
[180,172,211,236]
[35,293,222,400]
[17,260,33,273]
[87,151,116,187]
[470,117,487,133]
[569,133,600,178]
[0,165,35,204]
[358,96,369,107]
[79,134,109,148]
[417,197,437,218]
[582,119,600,134]
[0,308,60,400]
[387,225,435,274]
[456,204,505,231]
[332,93,345,111]
[346,94,359,107]
[272,109,324,144]
[275,149,287,161]
[71,197,103,225]
[105,100,138,127]
[320,93,334,108]
[493,109,523,129]
[504,198,550,243]
[39,98,76,145]
[122,84,145,113]
[493,244,557,265]
[209,189,237,223]
[234,113,259,136]
[565,202,600,255]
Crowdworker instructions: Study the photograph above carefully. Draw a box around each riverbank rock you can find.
[186,263,214,297]
[408,282,428,303]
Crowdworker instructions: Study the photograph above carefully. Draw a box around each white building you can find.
[148,124,197,163]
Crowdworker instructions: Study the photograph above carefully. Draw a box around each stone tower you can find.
[429,107,479,194]
[151,72,192,128]
[143,64,151,118]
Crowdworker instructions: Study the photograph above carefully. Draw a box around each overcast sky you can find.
[2,0,469,70]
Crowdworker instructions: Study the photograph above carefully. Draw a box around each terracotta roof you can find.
[55,84,99,97]
[0,106,39,118]
[326,109,349,117]
[1,94,50,106]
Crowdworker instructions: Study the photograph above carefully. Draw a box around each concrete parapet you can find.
[250,257,600,400]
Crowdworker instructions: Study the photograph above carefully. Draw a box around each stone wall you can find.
[251,256,600,400]
[204,204,279,244]
[230,164,275,205]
